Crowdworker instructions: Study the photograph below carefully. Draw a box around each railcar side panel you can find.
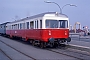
[6,29,69,42]
[42,29,69,42]
[6,29,42,41]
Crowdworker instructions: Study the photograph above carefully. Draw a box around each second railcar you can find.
[0,22,9,36]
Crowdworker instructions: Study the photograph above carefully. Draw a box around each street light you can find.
[44,1,62,14]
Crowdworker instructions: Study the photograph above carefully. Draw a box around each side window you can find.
[35,21,36,29]
[14,25,15,29]
[0,26,2,28]
[12,25,13,29]
[26,22,29,29]
[18,24,19,29]
[30,21,34,29]
[37,20,38,29]
[4,25,6,28]
[20,23,22,29]
[15,24,17,29]
[40,20,42,28]
[23,23,25,29]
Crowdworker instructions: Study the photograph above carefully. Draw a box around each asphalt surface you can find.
[0,49,10,60]
[0,35,90,60]
[0,36,77,60]
[69,36,90,48]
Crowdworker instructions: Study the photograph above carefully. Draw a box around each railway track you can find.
[46,49,82,60]
[65,47,90,57]
[0,48,12,60]
[46,46,90,60]
[0,40,36,60]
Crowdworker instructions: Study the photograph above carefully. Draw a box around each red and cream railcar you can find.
[6,12,71,48]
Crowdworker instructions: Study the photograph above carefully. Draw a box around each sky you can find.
[0,0,90,29]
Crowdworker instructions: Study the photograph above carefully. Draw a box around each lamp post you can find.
[45,1,77,14]
[44,1,62,14]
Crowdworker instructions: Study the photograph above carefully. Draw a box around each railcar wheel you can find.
[53,43,58,48]
[29,40,33,44]
[50,43,54,48]
[40,42,46,49]
[32,41,35,46]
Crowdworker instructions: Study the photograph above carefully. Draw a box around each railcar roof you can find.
[9,12,68,24]
[0,22,10,25]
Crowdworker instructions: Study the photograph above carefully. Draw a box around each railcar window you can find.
[30,21,34,29]
[12,25,13,29]
[40,20,42,28]
[14,25,15,29]
[14,24,16,29]
[35,21,36,29]
[0,26,2,28]
[20,23,22,29]
[6,26,7,28]
[15,24,17,29]
[4,26,6,28]
[23,23,25,29]
[26,22,29,29]
[59,20,68,28]
[45,20,68,28]
[7,26,9,30]
[37,20,38,29]
[46,20,58,28]
[10,25,11,30]
[18,24,19,29]
[17,24,18,29]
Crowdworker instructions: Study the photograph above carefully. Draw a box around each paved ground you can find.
[69,36,90,49]
[0,36,77,60]
[0,35,90,60]
[0,49,10,60]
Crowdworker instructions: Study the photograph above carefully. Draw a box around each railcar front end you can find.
[41,18,71,47]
